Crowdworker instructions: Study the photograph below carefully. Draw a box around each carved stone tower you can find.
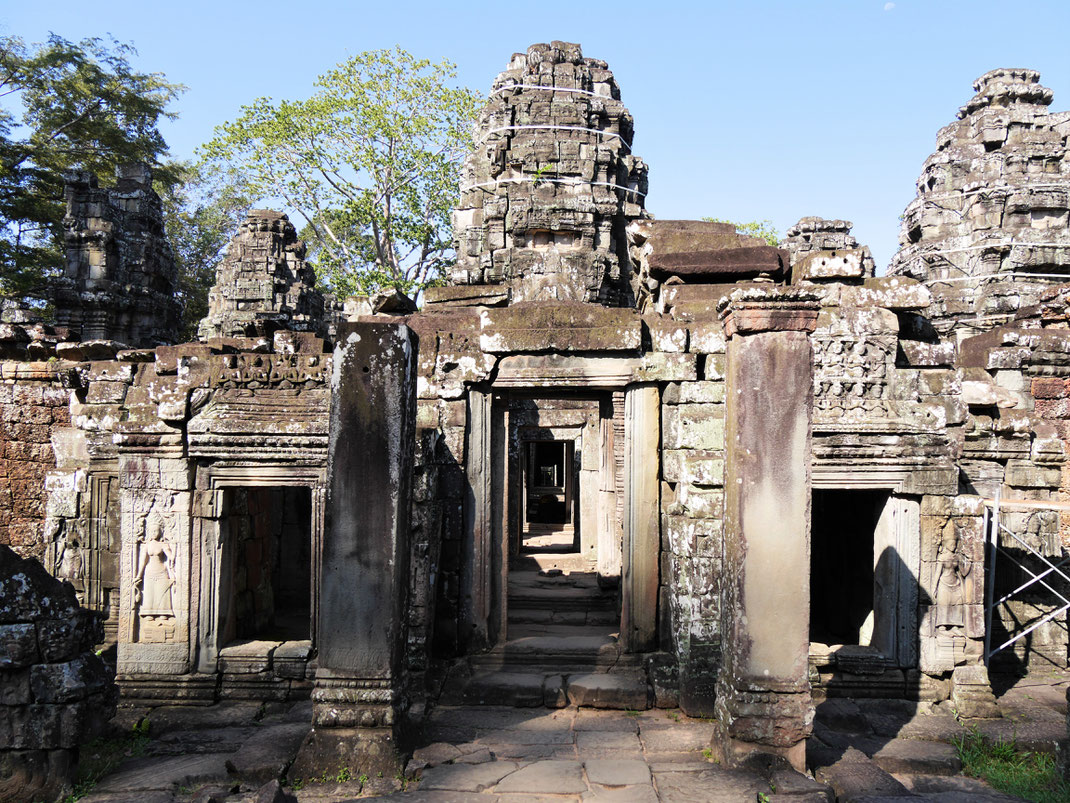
[890,69,1070,333]
[450,42,649,306]
[55,164,181,346]
[197,210,326,340]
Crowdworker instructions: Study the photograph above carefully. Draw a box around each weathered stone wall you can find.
[0,363,70,562]
[654,327,726,712]
[0,545,117,802]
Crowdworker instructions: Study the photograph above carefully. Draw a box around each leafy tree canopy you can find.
[0,33,185,297]
[702,217,781,247]
[160,164,254,340]
[200,46,481,298]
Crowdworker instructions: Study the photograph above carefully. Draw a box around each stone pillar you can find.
[293,322,416,778]
[622,384,660,652]
[712,289,819,772]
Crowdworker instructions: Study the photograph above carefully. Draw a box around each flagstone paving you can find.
[77,674,1070,802]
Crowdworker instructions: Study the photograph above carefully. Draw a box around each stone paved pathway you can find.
[78,674,1070,802]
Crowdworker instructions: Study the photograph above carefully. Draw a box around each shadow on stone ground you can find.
[74,670,1070,803]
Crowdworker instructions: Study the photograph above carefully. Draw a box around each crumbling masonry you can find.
[3,47,1070,782]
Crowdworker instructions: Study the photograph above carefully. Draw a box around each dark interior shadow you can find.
[807,544,923,773]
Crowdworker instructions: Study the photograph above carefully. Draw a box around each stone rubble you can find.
[0,543,117,802]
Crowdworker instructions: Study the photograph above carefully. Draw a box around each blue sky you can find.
[4,0,1069,272]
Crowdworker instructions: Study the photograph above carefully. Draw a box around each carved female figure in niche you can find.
[134,516,175,617]
[57,532,85,584]
[934,521,970,628]
[56,524,88,604]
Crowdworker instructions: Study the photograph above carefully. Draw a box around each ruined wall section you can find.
[890,69,1070,335]
[197,211,326,341]
[780,217,875,284]
[451,42,648,306]
[0,545,117,803]
[954,293,1070,670]
[0,361,71,562]
[55,165,181,347]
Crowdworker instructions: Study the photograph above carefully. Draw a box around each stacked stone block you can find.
[891,69,1070,334]
[55,164,181,347]
[780,217,875,283]
[0,545,116,802]
[451,42,648,305]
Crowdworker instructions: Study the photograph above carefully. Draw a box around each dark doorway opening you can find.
[220,486,312,644]
[811,488,887,646]
[521,439,576,553]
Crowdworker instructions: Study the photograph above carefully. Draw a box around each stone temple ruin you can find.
[3,45,1070,787]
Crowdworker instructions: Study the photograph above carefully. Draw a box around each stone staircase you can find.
[440,553,652,709]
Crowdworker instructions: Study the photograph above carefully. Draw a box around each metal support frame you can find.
[983,493,1070,663]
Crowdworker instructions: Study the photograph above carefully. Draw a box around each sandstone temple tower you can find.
[450,42,648,305]
[891,68,1070,335]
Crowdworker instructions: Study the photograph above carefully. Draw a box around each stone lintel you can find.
[718,289,821,339]
[650,245,789,280]
[424,285,511,307]
[480,301,642,353]
[494,353,698,388]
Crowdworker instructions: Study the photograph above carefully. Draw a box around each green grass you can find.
[953,726,1070,803]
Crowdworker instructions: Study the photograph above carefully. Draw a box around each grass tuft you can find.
[953,726,1070,803]
[62,724,151,802]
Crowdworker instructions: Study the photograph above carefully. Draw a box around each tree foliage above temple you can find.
[0,34,184,298]
[200,47,481,298]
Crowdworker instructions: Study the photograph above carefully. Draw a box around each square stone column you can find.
[293,322,416,778]
[711,289,819,772]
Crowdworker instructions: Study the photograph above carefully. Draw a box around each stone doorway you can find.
[506,401,620,646]
[217,486,313,646]
[809,486,920,673]
[521,439,577,553]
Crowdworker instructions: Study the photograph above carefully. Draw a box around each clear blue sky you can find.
[5,0,1070,272]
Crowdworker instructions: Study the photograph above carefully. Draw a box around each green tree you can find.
[159,164,253,339]
[0,34,184,298]
[702,217,781,247]
[201,46,481,297]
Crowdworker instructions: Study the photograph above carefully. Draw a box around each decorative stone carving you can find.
[132,510,177,642]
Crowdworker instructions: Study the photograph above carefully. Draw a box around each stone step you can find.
[471,633,642,672]
[871,738,962,777]
[507,607,618,626]
[440,668,652,710]
[814,747,915,801]
[510,553,600,574]
[508,579,617,607]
